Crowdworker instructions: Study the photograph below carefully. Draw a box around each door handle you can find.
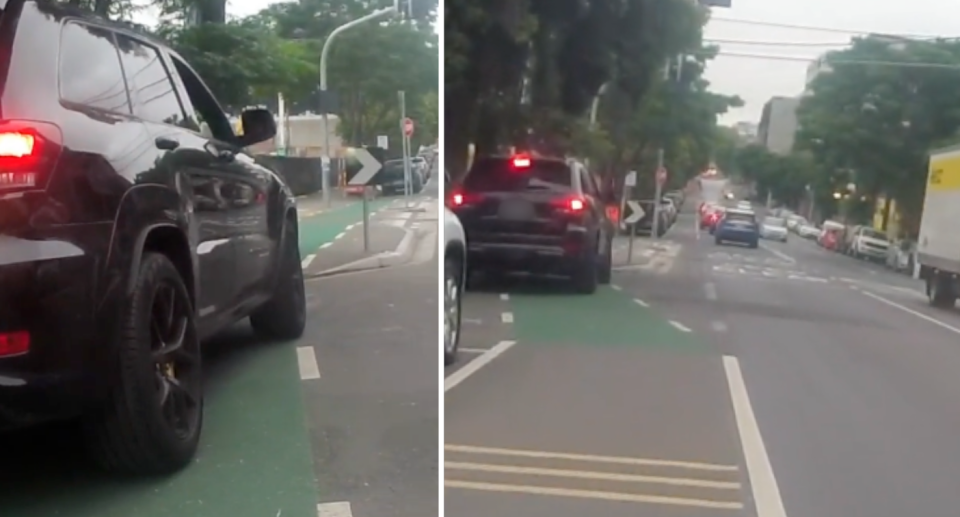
[155,136,180,150]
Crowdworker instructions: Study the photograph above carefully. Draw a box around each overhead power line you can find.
[709,16,947,39]
[714,51,960,70]
[705,38,852,47]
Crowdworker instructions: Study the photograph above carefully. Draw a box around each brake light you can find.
[452,193,464,206]
[511,154,531,169]
[448,190,481,208]
[569,198,584,211]
[0,331,29,357]
[0,122,62,192]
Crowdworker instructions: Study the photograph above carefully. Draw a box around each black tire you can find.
[250,219,307,340]
[572,248,598,294]
[928,274,957,308]
[444,255,463,367]
[85,252,203,475]
[597,238,613,284]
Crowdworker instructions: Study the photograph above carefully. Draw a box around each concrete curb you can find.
[308,226,418,278]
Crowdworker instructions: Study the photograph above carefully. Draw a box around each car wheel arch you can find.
[445,240,466,286]
[129,224,196,308]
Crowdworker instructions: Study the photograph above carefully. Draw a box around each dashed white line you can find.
[459,347,488,354]
[501,312,514,323]
[711,320,728,332]
[611,284,622,291]
[759,242,796,264]
[334,232,345,240]
[301,254,316,269]
[669,320,692,332]
[445,340,517,392]
[632,298,650,308]
[316,501,352,517]
[320,242,332,249]
[345,223,356,230]
[704,282,718,301]
[500,293,510,301]
[296,346,321,380]
[723,355,788,517]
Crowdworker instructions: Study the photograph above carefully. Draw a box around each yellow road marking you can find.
[445,480,743,510]
[445,461,740,490]
[445,444,739,472]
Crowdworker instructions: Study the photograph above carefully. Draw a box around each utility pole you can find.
[651,57,672,240]
[319,1,399,208]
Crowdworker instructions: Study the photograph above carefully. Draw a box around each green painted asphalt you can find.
[298,197,395,255]
[511,286,708,350]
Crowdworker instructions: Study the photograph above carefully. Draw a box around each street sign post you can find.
[377,135,388,149]
[399,94,413,204]
[348,147,383,253]
[403,117,414,137]
[652,156,666,239]
[624,200,646,264]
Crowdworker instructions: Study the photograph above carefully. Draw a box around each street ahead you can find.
[446,196,960,517]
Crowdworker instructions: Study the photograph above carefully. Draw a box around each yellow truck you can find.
[917,144,960,306]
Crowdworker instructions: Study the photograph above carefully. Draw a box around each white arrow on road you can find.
[347,148,383,186]
[624,200,646,224]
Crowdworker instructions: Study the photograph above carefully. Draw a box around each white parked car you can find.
[759,216,789,242]
[444,170,466,366]
[797,224,820,239]
[849,227,889,261]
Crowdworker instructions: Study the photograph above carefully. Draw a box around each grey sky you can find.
[704,0,960,126]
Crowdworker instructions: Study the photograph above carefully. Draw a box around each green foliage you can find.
[735,145,818,208]
[795,36,960,231]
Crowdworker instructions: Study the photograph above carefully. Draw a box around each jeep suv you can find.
[0,0,306,475]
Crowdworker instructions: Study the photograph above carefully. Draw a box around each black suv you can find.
[0,0,306,474]
[449,154,614,293]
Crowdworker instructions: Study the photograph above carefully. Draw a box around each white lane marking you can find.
[301,254,316,269]
[316,501,352,517]
[711,320,728,332]
[501,312,514,323]
[320,242,332,249]
[611,284,622,291]
[723,355,787,517]
[445,340,516,392]
[296,346,321,380]
[500,293,510,301]
[633,298,650,307]
[669,320,692,332]
[334,232,345,240]
[346,223,356,230]
[459,347,488,354]
[704,282,718,301]
[861,290,960,335]
[759,242,796,264]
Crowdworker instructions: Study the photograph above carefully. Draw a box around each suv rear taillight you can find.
[0,331,29,358]
[0,121,63,194]
[448,190,482,208]
[552,196,587,215]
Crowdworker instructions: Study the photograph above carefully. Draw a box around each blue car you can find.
[714,209,759,248]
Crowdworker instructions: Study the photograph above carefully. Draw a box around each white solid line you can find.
[861,290,960,335]
[704,282,718,301]
[459,347,488,354]
[760,242,796,264]
[320,242,332,249]
[611,284,622,291]
[301,254,316,269]
[296,346,321,380]
[334,232,345,240]
[722,355,788,517]
[500,293,510,301]
[711,320,728,332]
[632,298,649,307]
[669,320,692,332]
[316,501,352,517]
[501,312,514,323]
[445,340,517,392]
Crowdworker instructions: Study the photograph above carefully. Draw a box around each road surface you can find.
[446,195,960,517]
[1,189,440,517]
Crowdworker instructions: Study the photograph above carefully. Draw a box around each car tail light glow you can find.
[0,331,29,357]
[452,193,464,206]
[448,190,481,208]
[0,122,62,192]
[569,198,584,211]
[511,154,531,169]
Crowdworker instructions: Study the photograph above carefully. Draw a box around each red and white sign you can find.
[656,167,668,186]
[402,118,415,137]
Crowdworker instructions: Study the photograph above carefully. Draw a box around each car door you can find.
[161,52,275,304]
[114,32,238,327]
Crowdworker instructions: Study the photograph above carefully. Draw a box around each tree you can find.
[796,36,960,233]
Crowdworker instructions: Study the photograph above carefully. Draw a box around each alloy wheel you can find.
[150,282,201,440]
[444,273,460,354]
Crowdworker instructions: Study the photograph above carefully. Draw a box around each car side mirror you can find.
[238,108,276,146]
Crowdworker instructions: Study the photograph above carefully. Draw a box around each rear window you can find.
[463,158,573,193]
[726,212,755,223]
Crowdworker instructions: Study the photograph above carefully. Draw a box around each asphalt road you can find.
[0,191,439,517]
[447,196,960,517]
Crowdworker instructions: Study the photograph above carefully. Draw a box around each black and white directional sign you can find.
[347,148,383,185]
[624,200,646,224]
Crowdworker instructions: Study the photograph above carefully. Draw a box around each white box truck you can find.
[917,144,960,307]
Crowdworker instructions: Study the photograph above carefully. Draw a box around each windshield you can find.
[725,212,755,223]
[862,228,886,240]
[763,217,786,227]
[463,158,572,193]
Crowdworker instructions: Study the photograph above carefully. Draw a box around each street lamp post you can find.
[319,1,399,207]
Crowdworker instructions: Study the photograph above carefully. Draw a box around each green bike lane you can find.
[0,198,399,517]
[445,284,754,517]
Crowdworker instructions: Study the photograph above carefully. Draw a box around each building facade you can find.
[757,96,800,155]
